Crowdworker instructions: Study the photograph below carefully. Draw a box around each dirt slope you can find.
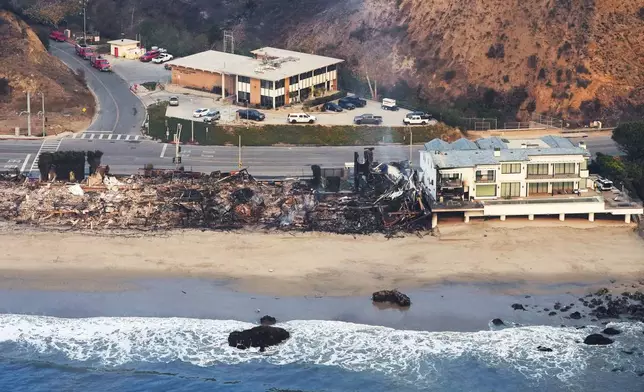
[0,10,93,135]
[279,0,644,123]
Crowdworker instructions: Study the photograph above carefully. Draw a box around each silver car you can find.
[203,109,221,123]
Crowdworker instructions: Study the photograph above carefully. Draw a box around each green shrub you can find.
[141,81,157,91]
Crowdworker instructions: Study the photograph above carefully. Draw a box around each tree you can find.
[612,121,644,164]
[22,0,82,26]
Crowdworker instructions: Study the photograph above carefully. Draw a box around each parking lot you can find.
[165,95,413,127]
[109,56,172,85]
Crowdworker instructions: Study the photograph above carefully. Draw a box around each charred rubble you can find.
[0,149,433,234]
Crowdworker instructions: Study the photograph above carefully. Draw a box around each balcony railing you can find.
[439,179,463,188]
[527,172,579,179]
[552,172,579,178]
[475,176,496,183]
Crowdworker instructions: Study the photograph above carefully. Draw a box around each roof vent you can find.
[494,147,501,157]
[578,141,587,150]
[521,143,527,149]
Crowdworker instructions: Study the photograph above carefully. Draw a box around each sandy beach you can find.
[1,219,643,296]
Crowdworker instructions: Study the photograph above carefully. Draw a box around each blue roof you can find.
[424,138,451,151]
[475,137,507,150]
[541,135,574,148]
[451,138,479,150]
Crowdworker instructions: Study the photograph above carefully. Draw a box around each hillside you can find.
[0,10,94,135]
[5,0,644,126]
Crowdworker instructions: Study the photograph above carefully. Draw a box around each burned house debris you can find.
[0,149,433,234]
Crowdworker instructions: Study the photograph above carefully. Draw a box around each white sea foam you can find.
[0,315,640,385]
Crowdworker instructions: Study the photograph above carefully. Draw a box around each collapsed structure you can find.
[0,150,433,234]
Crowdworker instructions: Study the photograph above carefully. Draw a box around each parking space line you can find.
[20,154,31,173]
[99,134,105,139]
[117,134,122,140]
[160,144,168,158]
[90,134,95,139]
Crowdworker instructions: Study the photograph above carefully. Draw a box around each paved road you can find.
[49,42,145,135]
[0,135,618,178]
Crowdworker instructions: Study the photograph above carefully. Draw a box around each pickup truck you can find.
[89,56,111,72]
[82,48,95,60]
[354,113,383,125]
[403,115,438,125]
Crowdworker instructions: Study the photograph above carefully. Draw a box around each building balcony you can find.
[439,179,464,188]
[475,176,496,183]
[580,169,589,178]
[526,173,580,180]
[553,173,579,179]
[526,174,551,179]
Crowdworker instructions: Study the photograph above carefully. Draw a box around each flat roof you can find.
[167,48,344,81]
[107,39,140,45]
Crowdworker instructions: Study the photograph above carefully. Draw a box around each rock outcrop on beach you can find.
[511,304,526,311]
[260,315,277,326]
[372,290,411,307]
[601,327,621,335]
[583,334,614,346]
[491,318,505,326]
[228,326,290,351]
[537,346,553,352]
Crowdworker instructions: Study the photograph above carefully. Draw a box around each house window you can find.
[475,169,495,182]
[327,64,337,72]
[527,164,548,175]
[553,163,576,174]
[238,76,250,84]
[260,80,273,89]
[289,75,299,84]
[260,95,272,107]
[313,67,325,76]
[475,184,496,197]
[500,182,520,198]
[501,163,521,174]
[275,79,285,89]
[552,182,574,194]
[237,91,250,103]
[275,95,285,107]
[528,182,549,195]
[300,71,313,79]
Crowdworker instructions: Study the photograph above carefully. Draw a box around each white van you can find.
[287,113,316,124]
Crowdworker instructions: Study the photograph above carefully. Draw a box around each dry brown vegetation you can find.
[0,10,93,135]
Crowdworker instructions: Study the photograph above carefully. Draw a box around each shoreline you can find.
[1,220,643,296]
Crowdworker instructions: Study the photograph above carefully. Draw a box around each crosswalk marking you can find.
[66,133,141,141]
[29,138,62,174]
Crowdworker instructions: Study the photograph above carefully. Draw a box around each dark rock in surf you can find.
[228,326,290,351]
[511,303,526,311]
[548,312,557,316]
[537,346,553,352]
[602,327,621,335]
[583,334,614,345]
[372,290,411,307]
[569,311,582,319]
[260,315,277,326]
[492,318,505,326]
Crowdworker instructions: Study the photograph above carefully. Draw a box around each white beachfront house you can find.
[419,136,643,226]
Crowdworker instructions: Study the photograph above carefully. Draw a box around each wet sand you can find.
[0,277,624,332]
[0,220,642,296]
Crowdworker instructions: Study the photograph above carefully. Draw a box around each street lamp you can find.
[173,123,183,164]
[407,126,413,167]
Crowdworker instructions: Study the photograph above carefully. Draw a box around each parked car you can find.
[406,111,433,120]
[595,178,614,191]
[203,110,221,123]
[321,102,343,112]
[353,113,383,125]
[192,108,209,118]
[287,113,316,124]
[381,98,399,111]
[49,30,66,42]
[140,50,161,62]
[89,56,111,72]
[237,109,265,121]
[403,115,437,126]
[337,98,356,110]
[343,96,367,108]
[168,96,179,106]
[153,53,173,63]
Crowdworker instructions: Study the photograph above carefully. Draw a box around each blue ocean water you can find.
[0,315,642,391]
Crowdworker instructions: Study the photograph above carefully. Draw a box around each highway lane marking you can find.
[90,134,95,139]
[117,134,122,140]
[99,134,105,139]
[51,46,120,134]
[29,139,62,173]
[20,154,31,173]
[160,143,168,158]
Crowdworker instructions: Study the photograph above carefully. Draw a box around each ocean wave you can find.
[0,315,641,386]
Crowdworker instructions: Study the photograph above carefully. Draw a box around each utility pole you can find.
[83,0,88,45]
[27,92,31,137]
[238,134,242,168]
[40,93,45,136]
[173,123,182,164]
[408,127,413,167]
